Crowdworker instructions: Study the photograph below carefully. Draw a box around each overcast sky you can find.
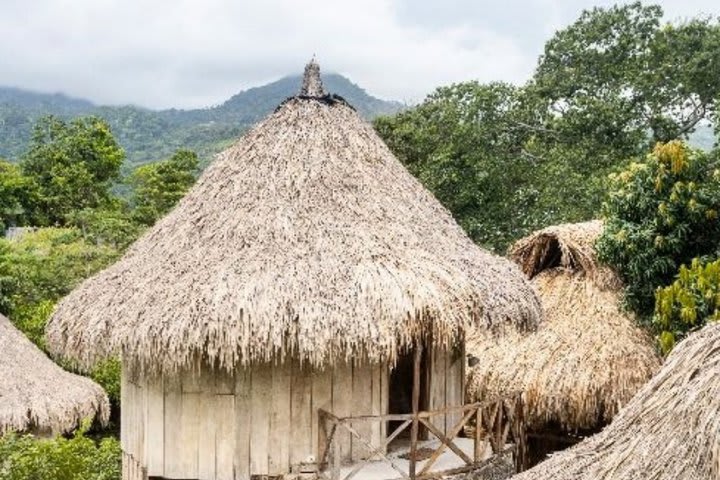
[1,0,718,109]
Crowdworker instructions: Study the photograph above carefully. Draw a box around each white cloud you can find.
[0,0,717,109]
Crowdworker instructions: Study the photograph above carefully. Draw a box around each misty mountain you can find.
[0,73,404,166]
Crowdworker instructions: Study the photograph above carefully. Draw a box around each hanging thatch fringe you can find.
[467,221,660,431]
[45,62,541,375]
[0,314,109,435]
[513,322,720,480]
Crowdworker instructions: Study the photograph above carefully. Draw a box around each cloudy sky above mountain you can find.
[1,0,718,109]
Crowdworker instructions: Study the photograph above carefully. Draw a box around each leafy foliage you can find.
[129,149,198,225]
[21,116,125,225]
[0,228,120,324]
[89,358,122,406]
[597,141,720,318]
[376,82,568,250]
[0,160,40,231]
[655,258,720,353]
[375,4,720,252]
[0,424,120,480]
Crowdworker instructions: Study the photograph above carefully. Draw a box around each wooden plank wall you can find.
[445,344,465,431]
[121,360,389,480]
[426,346,466,437]
[428,346,447,434]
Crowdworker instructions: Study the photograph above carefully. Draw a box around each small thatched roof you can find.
[513,322,720,480]
[46,61,541,374]
[0,314,109,435]
[467,221,661,431]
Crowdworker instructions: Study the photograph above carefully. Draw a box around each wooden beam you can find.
[418,418,474,467]
[418,407,476,474]
[341,420,412,480]
[474,408,483,463]
[337,421,411,480]
[409,343,422,479]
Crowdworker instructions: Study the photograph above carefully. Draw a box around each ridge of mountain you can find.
[0,73,404,166]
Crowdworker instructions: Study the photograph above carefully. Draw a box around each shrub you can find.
[654,257,720,353]
[0,424,120,480]
[597,141,720,318]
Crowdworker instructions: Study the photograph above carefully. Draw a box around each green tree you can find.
[21,116,125,225]
[376,82,547,250]
[129,149,198,226]
[375,3,720,252]
[654,257,720,353]
[597,141,720,319]
[0,159,40,230]
[531,2,720,153]
[67,203,144,250]
[0,228,120,327]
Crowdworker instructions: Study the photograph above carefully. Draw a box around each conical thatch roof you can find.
[46,61,541,374]
[467,221,661,431]
[513,322,720,480]
[0,314,109,435]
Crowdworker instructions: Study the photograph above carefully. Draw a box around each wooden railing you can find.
[317,396,525,480]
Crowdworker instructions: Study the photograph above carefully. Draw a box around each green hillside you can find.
[0,74,403,166]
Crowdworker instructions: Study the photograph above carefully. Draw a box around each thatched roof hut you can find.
[514,321,720,480]
[467,221,661,463]
[0,314,109,435]
[45,61,541,480]
[46,61,540,374]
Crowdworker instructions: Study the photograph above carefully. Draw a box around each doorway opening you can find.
[388,344,429,450]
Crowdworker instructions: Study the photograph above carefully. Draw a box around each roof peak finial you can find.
[300,57,325,97]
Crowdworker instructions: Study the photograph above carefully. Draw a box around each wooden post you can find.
[331,431,340,480]
[474,407,482,463]
[409,342,423,479]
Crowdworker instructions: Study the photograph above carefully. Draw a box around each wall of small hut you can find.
[120,345,464,480]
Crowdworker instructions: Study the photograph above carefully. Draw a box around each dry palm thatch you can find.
[0,314,109,435]
[467,221,661,431]
[45,61,541,374]
[513,322,720,480]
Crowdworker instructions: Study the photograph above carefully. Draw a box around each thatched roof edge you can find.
[513,322,720,480]
[0,314,109,435]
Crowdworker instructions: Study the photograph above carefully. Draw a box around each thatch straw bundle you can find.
[0,314,109,435]
[513,322,720,480]
[45,61,541,374]
[467,221,661,431]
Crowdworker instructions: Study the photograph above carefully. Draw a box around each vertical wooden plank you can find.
[429,346,447,434]
[179,369,201,479]
[369,364,383,456]
[136,380,145,466]
[290,359,313,469]
[268,362,291,475]
[409,344,422,479]
[312,367,333,465]
[128,379,136,459]
[145,375,165,477]
[216,394,236,480]
[121,369,129,453]
[235,367,251,480]
[332,360,353,464]
[216,368,235,395]
[446,345,464,432]
[163,375,183,479]
[198,371,217,480]
[350,361,373,461]
[179,393,200,477]
[380,364,388,443]
[249,363,271,475]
